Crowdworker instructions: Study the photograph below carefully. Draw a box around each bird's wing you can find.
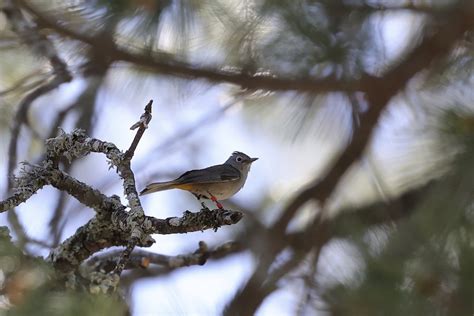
[175,164,240,184]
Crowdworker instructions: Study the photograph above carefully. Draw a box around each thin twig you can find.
[0,70,49,97]
[112,242,243,285]
[4,0,72,188]
[3,0,72,246]
[77,98,237,206]
[111,239,137,277]
[125,100,153,159]
[107,100,153,279]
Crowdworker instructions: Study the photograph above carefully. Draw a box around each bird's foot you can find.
[208,192,224,210]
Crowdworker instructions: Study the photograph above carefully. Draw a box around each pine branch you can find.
[226,2,474,314]
[17,0,366,94]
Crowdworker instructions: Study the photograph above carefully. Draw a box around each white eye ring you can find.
[236,156,243,162]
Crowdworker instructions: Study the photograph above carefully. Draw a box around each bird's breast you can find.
[186,180,244,200]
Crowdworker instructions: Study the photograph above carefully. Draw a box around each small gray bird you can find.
[140,151,258,209]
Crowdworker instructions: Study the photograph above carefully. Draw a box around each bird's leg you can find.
[207,191,224,210]
[193,194,208,210]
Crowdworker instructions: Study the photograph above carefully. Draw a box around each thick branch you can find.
[227,3,474,314]
[49,208,243,273]
[226,180,439,314]
[145,208,244,234]
[0,162,122,215]
[47,168,124,217]
[272,0,474,235]
[18,0,365,94]
[328,181,436,238]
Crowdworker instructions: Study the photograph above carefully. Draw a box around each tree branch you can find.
[328,180,435,238]
[226,2,474,313]
[272,0,474,236]
[110,101,153,278]
[146,208,243,234]
[1,126,243,276]
[17,0,366,94]
[4,0,72,189]
[49,208,242,273]
[125,100,152,158]
[0,99,244,294]
[87,241,241,273]
[2,0,72,246]
[0,161,121,215]
[109,242,243,285]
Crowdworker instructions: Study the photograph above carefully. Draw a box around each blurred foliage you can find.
[1,0,474,315]
[321,111,474,315]
[0,227,127,315]
[10,292,127,316]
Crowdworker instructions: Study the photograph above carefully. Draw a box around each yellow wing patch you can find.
[174,183,195,191]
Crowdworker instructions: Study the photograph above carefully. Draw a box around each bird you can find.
[140,151,258,209]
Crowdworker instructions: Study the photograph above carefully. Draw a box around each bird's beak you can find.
[249,157,258,163]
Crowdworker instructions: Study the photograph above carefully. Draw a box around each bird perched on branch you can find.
[140,151,258,209]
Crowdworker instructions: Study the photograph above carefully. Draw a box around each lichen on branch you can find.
[0,101,243,293]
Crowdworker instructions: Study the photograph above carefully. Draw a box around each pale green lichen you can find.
[88,271,120,294]
[1,126,243,291]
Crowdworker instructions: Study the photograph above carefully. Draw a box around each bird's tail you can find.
[139,181,178,196]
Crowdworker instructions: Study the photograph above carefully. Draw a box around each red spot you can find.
[208,192,224,209]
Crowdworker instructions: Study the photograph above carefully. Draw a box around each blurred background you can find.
[1,0,474,315]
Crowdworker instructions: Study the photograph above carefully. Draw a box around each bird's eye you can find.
[236,156,243,162]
